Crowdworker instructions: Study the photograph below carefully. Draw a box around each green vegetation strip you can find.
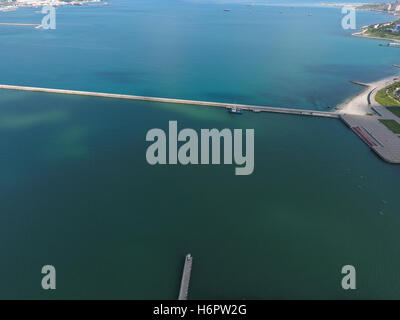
[387,106,400,118]
[379,119,400,134]
[375,82,400,106]
[366,21,400,41]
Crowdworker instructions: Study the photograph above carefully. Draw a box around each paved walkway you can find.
[341,107,400,163]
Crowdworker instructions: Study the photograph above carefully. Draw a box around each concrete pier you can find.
[0,23,41,28]
[341,109,400,164]
[350,80,370,87]
[178,254,193,300]
[0,84,339,118]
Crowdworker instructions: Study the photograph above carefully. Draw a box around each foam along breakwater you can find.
[0,84,339,118]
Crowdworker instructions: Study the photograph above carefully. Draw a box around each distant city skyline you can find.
[180,0,393,6]
[183,0,393,4]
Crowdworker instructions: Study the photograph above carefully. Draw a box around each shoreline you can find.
[1,1,399,117]
[352,29,400,43]
[0,0,103,13]
[351,12,400,42]
[337,75,400,115]
[342,11,400,114]
[321,3,400,42]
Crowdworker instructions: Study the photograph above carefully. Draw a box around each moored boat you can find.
[228,106,243,115]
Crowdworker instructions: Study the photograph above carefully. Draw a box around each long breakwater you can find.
[0,84,339,118]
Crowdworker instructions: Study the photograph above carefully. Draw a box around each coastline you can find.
[352,22,400,43]
[1,1,399,118]
[337,75,400,115]
[350,10,400,42]
[352,31,400,42]
[321,3,400,42]
[342,10,400,114]
[0,0,103,12]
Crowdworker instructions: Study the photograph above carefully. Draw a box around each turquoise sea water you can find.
[1,0,400,299]
[0,1,399,108]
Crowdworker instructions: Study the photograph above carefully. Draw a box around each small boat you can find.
[228,106,243,115]
[224,9,231,12]
[252,109,261,113]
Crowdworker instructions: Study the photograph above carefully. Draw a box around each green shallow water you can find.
[1,0,400,299]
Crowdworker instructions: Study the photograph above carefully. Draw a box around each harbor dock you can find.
[0,84,339,118]
[341,107,400,164]
[178,254,193,300]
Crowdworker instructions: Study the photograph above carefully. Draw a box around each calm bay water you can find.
[1,0,400,299]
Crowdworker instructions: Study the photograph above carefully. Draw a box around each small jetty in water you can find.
[349,80,370,87]
[178,254,193,300]
[0,22,41,28]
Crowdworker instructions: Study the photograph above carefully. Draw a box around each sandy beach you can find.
[337,75,400,115]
